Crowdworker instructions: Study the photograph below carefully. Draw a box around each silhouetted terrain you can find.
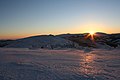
[0,33,120,49]
[58,32,120,48]
[0,40,14,47]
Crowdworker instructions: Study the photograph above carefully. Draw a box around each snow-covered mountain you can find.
[1,33,120,49]
[5,35,79,49]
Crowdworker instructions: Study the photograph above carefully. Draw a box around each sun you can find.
[89,31,95,36]
[85,31,96,41]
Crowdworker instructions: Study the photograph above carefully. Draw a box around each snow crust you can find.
[0,48,120,80]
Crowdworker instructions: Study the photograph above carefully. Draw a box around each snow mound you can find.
[5,35,79,49]
[95,43,113,50]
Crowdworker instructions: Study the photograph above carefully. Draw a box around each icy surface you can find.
[0,48,120,80]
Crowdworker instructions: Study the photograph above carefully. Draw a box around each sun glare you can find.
[85,31,96,41]
[89,31,95,35]
[89,31,95,41]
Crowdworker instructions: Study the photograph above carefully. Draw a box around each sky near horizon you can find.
[0,0,120,39]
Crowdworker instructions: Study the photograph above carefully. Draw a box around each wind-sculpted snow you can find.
[0,48,120,80]
[5,36,79,49]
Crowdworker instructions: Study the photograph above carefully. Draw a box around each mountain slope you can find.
[5,35,79,49]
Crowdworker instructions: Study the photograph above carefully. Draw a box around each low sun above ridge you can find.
[89,31,95,36]
[88,31,96,41]
[85,31,96,41]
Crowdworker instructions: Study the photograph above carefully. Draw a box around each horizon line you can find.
[0,32,120,40]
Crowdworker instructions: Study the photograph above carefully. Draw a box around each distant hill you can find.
[56,32,120,48]
[4,35,79,49]
[1,32,120,49]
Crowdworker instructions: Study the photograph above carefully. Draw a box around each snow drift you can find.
[5,35,79,49]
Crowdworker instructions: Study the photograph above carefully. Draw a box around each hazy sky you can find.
[0,0,120,39]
